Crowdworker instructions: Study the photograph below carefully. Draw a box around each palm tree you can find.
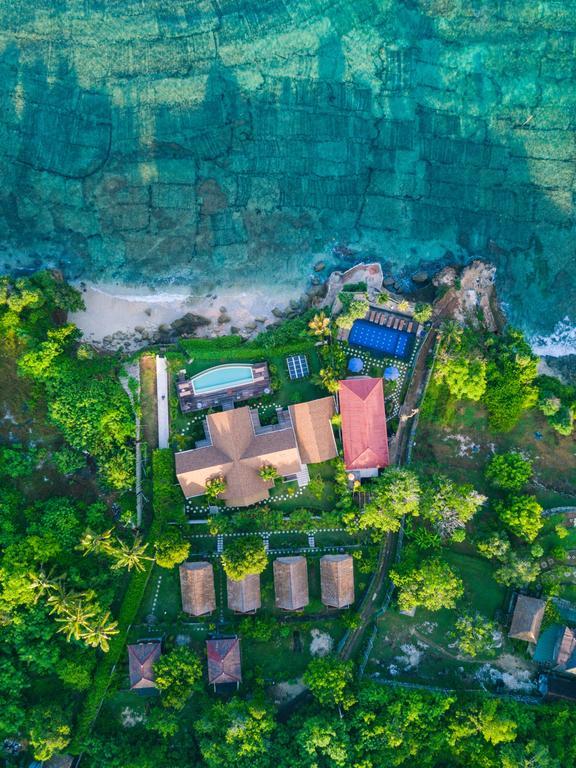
[78,528,115,557]
[27,569,58,602]
[81,611,119,652]
[313,368,340,394]
[110,536,151,573]
[397,299,410,313]
[55,599,96,642]
[308,312,331,338]
[46,584,83,616]
[439,319,462,350]
[258,464,278,482]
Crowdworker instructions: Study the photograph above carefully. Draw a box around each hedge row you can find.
[179,338,315,360]
[72,448,178,750]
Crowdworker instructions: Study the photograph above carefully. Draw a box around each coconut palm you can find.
[54,599,96,642]
[308,312,331,338]
[81,611,119,652]
[110,536,151,573]
[46,584,83,616]
[78,528,115,557]
[398,299,410,312]
[205,475,227,501]
[27,569,58,602]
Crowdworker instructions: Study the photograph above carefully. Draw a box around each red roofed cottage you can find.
[206,636,242,691]
[339,377,389,477]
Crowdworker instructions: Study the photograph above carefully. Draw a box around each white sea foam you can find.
[531,316,576,357]
[82,283,192,303]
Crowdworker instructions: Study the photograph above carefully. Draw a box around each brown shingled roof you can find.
[320,554,355,608]
[179,561,216,616]
[127,642,162,690]
[227,573,261,613]
[508,595,546,643]
[175,407,301,507]
[274,556,309,610]
[289,397,338,465]
[206,636,242,688]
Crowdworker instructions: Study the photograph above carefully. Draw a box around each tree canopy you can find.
[221,535,268,581]
[390,557,464,612]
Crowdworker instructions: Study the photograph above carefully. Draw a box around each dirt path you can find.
[410,629,495,664]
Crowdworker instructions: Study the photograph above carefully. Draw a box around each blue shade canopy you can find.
[384,365,400,380]
[348,357,364,373]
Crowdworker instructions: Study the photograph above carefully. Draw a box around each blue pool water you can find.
[191,364,254,395]
[348,319,414,360]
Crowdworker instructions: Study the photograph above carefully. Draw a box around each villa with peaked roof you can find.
[339,377,389,478]
[179,561,216,616]
[175,397,336,507]
[127,642,162,691]
[206,636,242,690]
[320,554,355,609]
[509,594,546,643]
[274,556,309,610]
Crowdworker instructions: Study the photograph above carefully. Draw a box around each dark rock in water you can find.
[383,277,395,287]
[314,261,326,272]
[144,308,152,317]
[272,307,285,318]
[217,313,231,325]
[255,316,267,323]
[289,298,300,309]
[412,271,429,284]
[171,313,211,334]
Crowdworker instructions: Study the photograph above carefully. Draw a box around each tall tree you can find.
[495,495,543,542]
[221,535,268,581]
[390,558,464,612]
[154,647,202,710]
[358,468,421,537]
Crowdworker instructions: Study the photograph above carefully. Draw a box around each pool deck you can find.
[177,361,271,413]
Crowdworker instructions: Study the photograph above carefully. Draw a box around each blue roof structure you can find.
[384,366,400,380]
[348,319,415,359]
[348,357,364,373]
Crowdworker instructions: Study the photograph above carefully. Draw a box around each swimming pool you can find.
[348,319,414,359]
[191,364,255,395]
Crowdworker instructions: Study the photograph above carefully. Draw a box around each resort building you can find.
[339,377,389,478]
[206,636,242,691]
[177,362,271,413]
[543,674,576,702]
[127,642,162,691]
[274,556,309,611]
[175,397,337,507]
[320,554,355,609]
[179,561,216,616]
[227,573,261,614]
[508,594,546,643]
[552,627,576,673]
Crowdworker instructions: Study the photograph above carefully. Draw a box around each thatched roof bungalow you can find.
[320,554,355,609]
[206,636,242,690]
[508,595,546,643]
[179,561,216,616]
[227,573,261,614]
[127,641,162,690]
[274,556,309,611]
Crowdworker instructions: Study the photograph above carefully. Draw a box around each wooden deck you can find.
[177,362,271,413]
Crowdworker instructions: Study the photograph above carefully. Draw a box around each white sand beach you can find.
[69,282,305,348]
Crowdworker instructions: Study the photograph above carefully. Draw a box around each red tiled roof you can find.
[339,378,389,471]
[206,637,242,686]
[127,642,162,690]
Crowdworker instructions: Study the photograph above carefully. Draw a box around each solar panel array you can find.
[286,354,309,380]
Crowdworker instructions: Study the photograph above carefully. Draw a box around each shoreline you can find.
[69,281,308,350]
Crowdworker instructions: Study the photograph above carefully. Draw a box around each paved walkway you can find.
[156,355,170,449]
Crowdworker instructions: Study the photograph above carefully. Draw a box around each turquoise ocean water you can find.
[1,1,575,352]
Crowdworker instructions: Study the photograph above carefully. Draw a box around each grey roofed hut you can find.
[274,556,309,611]
[508,594,546,643]
[227,573,261,614]
[179,561,216,616]
[320,554,355,609]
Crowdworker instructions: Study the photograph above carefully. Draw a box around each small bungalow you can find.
[179,561,216,616]
[320,554,355,609]
[274,556,309,611]
[338,377,389,478]
[227,573,261,614]
[206,636,242,691]
[508,594,546,643]
[127,641,162,690]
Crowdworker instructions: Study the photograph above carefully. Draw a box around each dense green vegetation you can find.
[0,273,139,760]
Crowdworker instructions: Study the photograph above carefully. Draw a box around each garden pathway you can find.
[156,355,169,449]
